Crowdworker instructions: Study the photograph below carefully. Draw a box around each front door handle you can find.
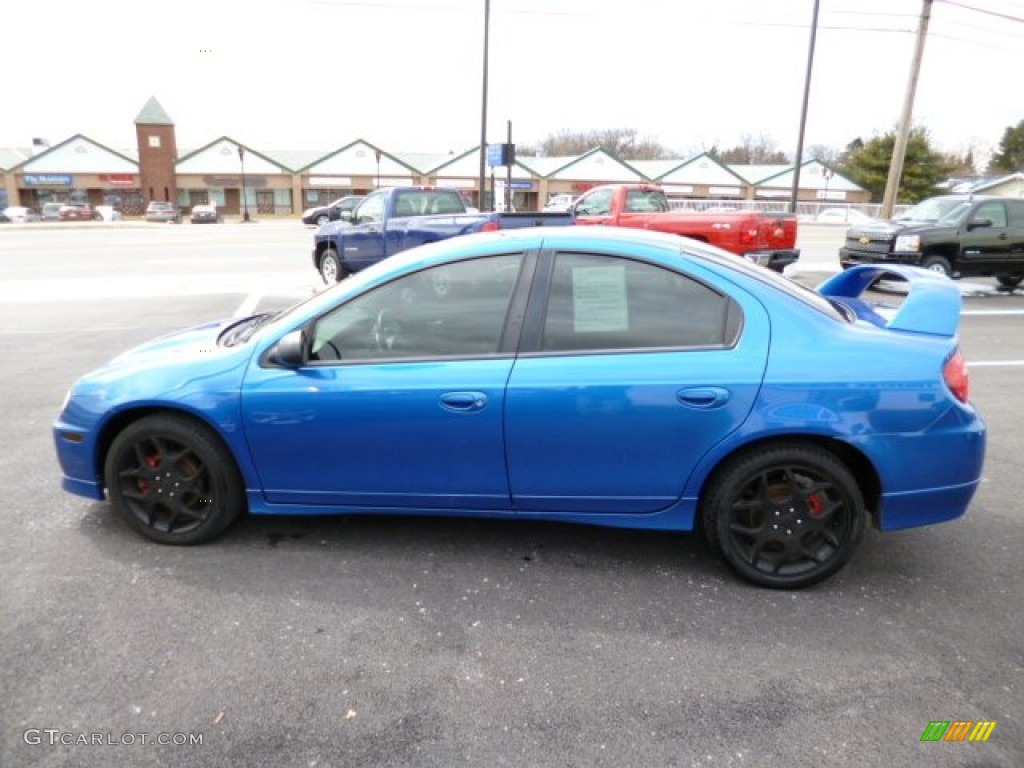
[677,386,730,409]
[439,391,488,412]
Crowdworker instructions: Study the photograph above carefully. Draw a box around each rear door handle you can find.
[677,387,730,409]
[439,391,488,412]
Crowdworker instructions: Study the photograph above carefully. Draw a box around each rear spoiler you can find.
[817,265,961,337]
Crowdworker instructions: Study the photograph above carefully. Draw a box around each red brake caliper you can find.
[139,454,160,495]
[808,494,825,518]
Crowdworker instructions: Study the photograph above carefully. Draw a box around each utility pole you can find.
[880,0,933,218]
[790,0,820,214]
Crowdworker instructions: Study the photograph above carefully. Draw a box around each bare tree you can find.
[519,128,675,160]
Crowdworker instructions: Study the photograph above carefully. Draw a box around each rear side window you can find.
[1005,200,1024,226]
[541,252,741,352]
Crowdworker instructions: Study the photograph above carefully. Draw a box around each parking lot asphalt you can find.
[1,221,1021,767]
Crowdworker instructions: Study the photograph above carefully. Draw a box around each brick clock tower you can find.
[135,97,178,204]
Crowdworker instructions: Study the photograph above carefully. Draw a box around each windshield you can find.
[896,198,970,223]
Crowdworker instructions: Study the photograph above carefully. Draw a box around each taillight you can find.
[943,349,969,403]
[481,220,501,232]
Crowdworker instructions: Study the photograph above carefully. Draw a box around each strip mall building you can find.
[0,97,870,216]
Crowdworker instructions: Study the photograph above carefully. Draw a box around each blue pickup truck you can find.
[312,186,573,282]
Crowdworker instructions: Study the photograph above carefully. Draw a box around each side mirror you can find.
[967,217,992,231]
[266,330,305,368]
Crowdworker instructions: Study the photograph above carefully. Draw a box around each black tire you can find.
[104,414,245,545]
[319,248,346,284]
[996,274,1022,288]
[702,444,866,589]
[920,254,952,277]
[316,214,329,226]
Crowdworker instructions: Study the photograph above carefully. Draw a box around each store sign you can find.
[436,178,476,189]
[99,174,135,186]
[24,174,73,186]
[203,176,267,187]
[709,186,742,196]
[661,184,694,194]
[310,176,352,186]
[816,189,847,201]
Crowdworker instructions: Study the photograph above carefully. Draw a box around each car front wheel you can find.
[702,444,866,589]
[921,254,952,277]
[319,248,346,284]
[104,414,245,545]
[316,214,329,226]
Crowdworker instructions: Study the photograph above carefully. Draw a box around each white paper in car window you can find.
[572,265,628,332]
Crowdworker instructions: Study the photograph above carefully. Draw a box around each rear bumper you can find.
[744,248,799,273]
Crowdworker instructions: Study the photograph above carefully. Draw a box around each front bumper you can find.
[839,247,919,269]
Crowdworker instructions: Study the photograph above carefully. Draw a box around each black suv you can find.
[840,195,1024,288]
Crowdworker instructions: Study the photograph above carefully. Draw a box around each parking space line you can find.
[971,360,1024,367]
[962,309,1024,316]
[234,292,263,318]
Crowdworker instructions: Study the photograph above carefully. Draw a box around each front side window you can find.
[973,202,1007,228]
[354,191,387,224]
[576,189,614,216]
[541,253,739,352]
[310,254,523,362]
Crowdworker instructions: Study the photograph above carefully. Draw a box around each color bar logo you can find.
[920,720,997,742]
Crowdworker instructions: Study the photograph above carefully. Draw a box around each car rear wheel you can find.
[104,414,245,545]
[319,248,346,284]
[996,274,1022,288]
[921,254,952,277]
[702,444,866,589]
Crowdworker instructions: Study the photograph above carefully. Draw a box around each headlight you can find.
[894,234,920,252]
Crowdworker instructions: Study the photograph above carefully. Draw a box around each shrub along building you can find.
[1,97,873,215]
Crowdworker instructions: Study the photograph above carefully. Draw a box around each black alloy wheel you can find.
[104,414,245,545]
[703,444,866,589]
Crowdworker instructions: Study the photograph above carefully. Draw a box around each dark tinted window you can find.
[310,254,522,362]
[541,252,740,352]
[1003,200,1024,226]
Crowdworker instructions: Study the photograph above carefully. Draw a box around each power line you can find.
[936,0,1024,23]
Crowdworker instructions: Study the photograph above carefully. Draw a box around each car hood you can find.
[847,219,953,238]
[75,318,255,396]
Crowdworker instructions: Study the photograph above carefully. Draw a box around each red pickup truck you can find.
[572,184,799,272]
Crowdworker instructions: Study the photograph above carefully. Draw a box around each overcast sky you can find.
[4,0,1022,162]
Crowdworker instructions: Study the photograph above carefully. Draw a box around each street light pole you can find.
[478,0,490,211]
[237,144,251,223]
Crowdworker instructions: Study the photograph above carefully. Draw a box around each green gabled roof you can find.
[297,139,420,174]
[175,136,293,173]
[11,133,139,172]
[0,147,33,171]
[135,97,174,126]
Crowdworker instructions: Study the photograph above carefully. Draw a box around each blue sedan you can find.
[54,228,986,588]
